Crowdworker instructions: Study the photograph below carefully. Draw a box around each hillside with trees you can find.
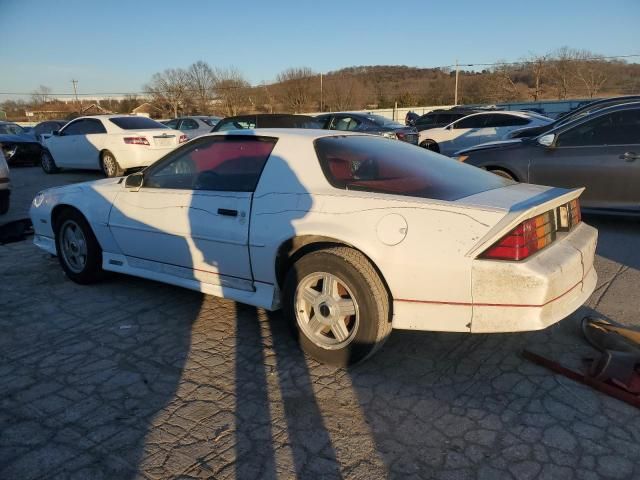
[3,48,639,120]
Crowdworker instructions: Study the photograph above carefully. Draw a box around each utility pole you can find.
[71,79,79,111]
[454,60,459,105]
[320,73,323,112]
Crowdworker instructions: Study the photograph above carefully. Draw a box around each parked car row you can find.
[456,100,640,214]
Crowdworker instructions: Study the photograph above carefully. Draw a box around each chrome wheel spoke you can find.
[335,298,356,317]
[301,286,320,305]
[331,319,350,342]
[322,273,338,297]
[307,315,326,335]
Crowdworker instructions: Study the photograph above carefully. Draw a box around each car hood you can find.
[455,139,524,155]
[0,133,38,143]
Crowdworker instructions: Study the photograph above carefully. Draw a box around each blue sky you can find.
[1,0,638,99]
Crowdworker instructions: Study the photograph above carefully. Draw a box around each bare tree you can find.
[214,67,250,116]
[574,51,608,98]
[145,68,189,118]
[324,75,363,111]
[31,85,52,106]
[187,61,217,113]
[490,62,523,101]
[525,54,547,101]
[548,47,578,99]
[276,67,316,112]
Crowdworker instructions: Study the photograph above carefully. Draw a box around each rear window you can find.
[109,117,168,130]
[315,135,512,201]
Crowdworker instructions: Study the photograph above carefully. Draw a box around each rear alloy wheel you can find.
[489,169,516,181]
[55,210,104,284]
[284,247,392,366]
[420,139,439,152]
[101,151,125,178]
[41,150,59,174]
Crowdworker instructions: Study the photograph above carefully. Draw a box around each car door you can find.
[529,108,640,211]
[108,135,278,291]
[440,115,488,155]
[45,119,96,168]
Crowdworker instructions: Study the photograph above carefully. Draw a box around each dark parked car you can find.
[413,108,484,132]
[33,120,68,144]
[456,102,640,214]
[508,95,640,139]
[0,121,42,166]
[211,114,321,132]
[405,111,420,126]
[315,112,419,144]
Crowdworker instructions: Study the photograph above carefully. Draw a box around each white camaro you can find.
[30,130,597,365]
[42,115,187,177]
[418,111,553,156]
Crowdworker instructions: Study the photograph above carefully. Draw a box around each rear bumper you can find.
[470,222,598,332]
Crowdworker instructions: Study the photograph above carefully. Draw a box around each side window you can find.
[181,119,199,130]
[416,115,437,126]
[454,115,487,129]
[216,119,256,131]
[557,109,640,147]
[315,115,332,129]
[165,119,179,129]
[332,116,361,131]
[85,119,107,134]
[481,114,529,128]
[144,136,277,191]
[61,120,90,135]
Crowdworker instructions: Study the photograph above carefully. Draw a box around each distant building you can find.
[132,102,161,118]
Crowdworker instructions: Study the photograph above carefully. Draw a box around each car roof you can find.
[546,100,640,135]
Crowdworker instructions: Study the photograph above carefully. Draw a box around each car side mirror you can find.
[538,133,556,148]
[125,172,144,190]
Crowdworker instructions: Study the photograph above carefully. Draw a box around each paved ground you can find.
[1,166,640,479]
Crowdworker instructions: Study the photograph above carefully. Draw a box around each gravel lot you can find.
[1,168,640,479]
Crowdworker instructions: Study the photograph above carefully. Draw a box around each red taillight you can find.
[557,198,582,230]
[569,198,581,225]
[124,136,149,146]
[481,211,556,261]
[179,134,189,143]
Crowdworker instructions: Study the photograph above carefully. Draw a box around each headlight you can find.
[32,192,45,208]
[2,144,17,159]
[382,132,397,140]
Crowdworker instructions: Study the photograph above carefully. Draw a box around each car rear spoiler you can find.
[466,187,585,258]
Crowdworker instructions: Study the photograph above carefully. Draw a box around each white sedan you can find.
[418,111,552,156]
[30,130,597,365]
[42,115,187,177]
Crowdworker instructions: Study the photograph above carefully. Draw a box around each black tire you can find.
[0,193,9,215]
[101,150,125,178]
[41,150,59,174]
[54,209,104,284]
[488,168,516,181]
[420,139,440,152]
[283,247,392,367]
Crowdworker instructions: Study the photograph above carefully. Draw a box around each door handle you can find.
[620,152,639,162]
[217,208,238,217]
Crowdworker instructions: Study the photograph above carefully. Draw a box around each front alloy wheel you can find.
[55,210,104,284]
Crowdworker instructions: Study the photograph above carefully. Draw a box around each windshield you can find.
[109,117,168,130]
[202,117,221,127]
[315,135,512,201]
[366,114,404,128]
[0,123,26,135]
